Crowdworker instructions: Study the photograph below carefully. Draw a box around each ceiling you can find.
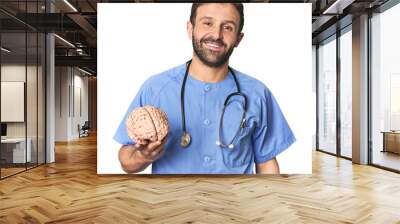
[0,0,393,75]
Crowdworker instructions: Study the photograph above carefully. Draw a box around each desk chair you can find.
[79,121,90,138]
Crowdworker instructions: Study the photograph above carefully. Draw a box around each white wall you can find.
[1,64,46,163]
[1,65,39,138]
[1,65,26,134]
[73,72,89,137]
[55,66,69,141]
[55,66,89,141]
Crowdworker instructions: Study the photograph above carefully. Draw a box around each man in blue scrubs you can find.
[114,3,296,174]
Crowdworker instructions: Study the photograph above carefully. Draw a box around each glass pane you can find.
[38,32,45,165]
[318,37,337,154]
[371,4,400,171]
[0,1,46,178]
[25,0,38,169]
[340,29,352,158]
[1,31,27,177]
[27,31,38,169]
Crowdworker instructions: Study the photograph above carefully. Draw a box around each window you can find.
[339,28,352,158]
[318,36,337,155]
[371,2,400,171]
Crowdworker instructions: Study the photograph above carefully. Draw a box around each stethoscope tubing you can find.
[180,60,247,148]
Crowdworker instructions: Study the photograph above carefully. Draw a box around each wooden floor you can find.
[0,167,26,178]
[1,163,44,178]
[1,134,400,223]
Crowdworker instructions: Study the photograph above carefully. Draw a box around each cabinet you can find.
[0,138,32,164]
[381,131,400,154]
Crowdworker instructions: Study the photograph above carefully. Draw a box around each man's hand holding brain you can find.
[125,105,169,162]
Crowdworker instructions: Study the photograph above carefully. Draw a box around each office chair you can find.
[79,121,90,138]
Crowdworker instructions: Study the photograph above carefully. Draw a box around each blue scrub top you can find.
[114,63,296,174]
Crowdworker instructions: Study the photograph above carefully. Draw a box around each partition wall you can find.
[0,1,46,179]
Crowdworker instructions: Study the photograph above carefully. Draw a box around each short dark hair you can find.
[190,3,244,34]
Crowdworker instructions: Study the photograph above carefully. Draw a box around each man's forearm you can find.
[119,146,152,173]
[256,158,280,174]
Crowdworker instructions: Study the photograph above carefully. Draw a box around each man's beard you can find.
[192,32,236,68]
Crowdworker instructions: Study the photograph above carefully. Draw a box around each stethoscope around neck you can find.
[180,60,248,149]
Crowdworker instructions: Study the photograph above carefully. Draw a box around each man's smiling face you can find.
[189,3,243,68]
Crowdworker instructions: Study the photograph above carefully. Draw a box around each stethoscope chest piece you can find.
[180,132,191,148]
[216,140,235,149]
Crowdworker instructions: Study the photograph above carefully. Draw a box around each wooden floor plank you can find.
[0,134,399,223]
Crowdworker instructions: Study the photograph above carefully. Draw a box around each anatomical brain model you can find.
[125,105,169,144]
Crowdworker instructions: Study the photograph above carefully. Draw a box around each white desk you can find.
[1,138,31,163]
